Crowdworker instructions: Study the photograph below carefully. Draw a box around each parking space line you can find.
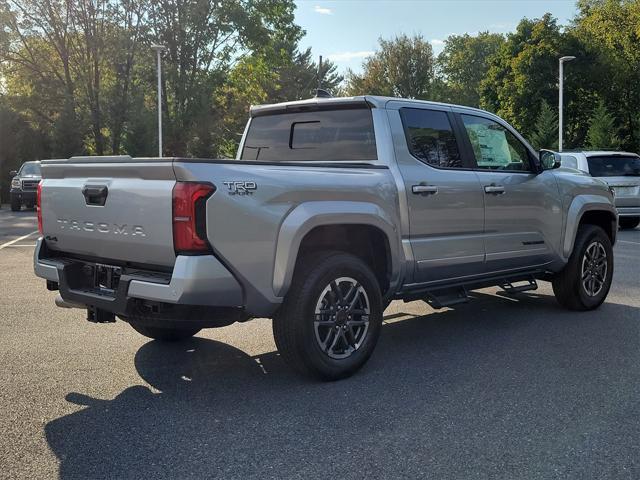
[618,240,640,246]
[0,231,38,250]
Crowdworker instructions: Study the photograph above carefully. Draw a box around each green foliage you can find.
[345,34,435,99]
[436,32,504,107]
[573,0,640,151]
[529,100,559,150]
[1,1,640,202]
[586,100,621,150]
[480,14,564,137]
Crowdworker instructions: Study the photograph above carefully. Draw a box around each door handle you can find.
[82,184,108,206]
[412,185,438,195]
[484,185,505,195]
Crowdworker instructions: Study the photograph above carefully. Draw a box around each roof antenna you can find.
[315,55,332,98]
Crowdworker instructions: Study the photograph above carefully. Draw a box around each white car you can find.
[560,151,640,229]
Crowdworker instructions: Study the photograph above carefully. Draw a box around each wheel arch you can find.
[563,195,617,258]
[273,201,402,299]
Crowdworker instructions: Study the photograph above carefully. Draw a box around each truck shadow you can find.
[45,293,640,479]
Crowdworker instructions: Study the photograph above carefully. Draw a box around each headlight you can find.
[11,178,21,189]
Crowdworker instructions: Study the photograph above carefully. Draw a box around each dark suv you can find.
[10,161,41,211]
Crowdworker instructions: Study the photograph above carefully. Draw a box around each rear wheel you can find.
[273,251,383,380]
[129,323,201,342]
[552,225,613,311]
[619,217,639,230]
[10,196,21,212]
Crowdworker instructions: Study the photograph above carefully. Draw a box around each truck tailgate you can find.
[40,157,176,267]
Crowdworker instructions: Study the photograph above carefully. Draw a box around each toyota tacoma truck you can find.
[34,95,617,380]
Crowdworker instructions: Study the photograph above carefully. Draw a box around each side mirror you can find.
[9,170,17,177]
[539,150,561,171]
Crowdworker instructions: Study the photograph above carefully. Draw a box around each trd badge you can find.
[223,181,257,195]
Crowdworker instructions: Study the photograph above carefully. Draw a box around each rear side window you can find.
[587,155,640,177]
[240,108,377,161]
[401,108,463,168]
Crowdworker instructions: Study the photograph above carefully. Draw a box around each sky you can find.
[294,0,579,74]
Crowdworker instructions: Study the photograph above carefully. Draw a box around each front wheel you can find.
[619,217,639,230]
[10,196,21,212]
[130,323,201,341]
[273,251,383,381]
[552,225,614,311]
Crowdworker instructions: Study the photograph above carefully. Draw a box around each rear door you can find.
[388,104,485,284]
[455,112,562,273]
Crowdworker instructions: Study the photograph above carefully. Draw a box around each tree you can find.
[213,43,343,158]
[573,0,640,152]
[147,0,301,155]
[586,100,621,150]
[529,100,559,150]
[436,32,504,107]
[480,14,564,137]
[345,34,435,99]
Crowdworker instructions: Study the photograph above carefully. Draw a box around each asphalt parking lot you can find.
[1,207,639,479]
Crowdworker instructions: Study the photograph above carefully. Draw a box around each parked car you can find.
[10,161,42,211]
[34,95,617,380]
[559,151,640,229]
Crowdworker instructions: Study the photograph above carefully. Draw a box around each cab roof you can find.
[249,95,492,118]
[561,150,639,157]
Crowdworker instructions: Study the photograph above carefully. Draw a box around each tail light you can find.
[37,181,43,234]
[172,182,215,253]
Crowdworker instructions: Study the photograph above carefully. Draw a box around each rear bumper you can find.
[33,238,244,315]
[616,206,640,217]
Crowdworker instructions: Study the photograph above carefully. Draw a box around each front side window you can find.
[461,115,532,172]
[241,108,377,162]
[587,155,640,177]
[401,108,463,168]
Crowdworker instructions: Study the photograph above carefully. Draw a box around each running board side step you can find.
[497,278,538,295]
[423,286,469,309]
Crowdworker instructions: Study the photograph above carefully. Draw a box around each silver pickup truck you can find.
[34,95,617,380]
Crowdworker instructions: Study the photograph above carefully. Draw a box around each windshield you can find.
[19,163,41,176]
[587,155,640,177]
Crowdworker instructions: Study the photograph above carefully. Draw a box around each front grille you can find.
[21,180,39,191]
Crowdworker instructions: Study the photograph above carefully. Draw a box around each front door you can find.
[457,113,563,273]
[389,106,485,284]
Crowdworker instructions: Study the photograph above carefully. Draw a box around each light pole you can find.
[558,55,575,152]
[151,44,166,158]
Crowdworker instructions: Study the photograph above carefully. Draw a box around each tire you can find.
[619,217,640,230]
[10,196,21,212]
[129,323,201,341]
[273,251,383,381]
[552,224,614,311]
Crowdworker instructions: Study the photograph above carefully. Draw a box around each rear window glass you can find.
[561,155,579,170]
[240,108,377,162]
[587,155,640,177]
